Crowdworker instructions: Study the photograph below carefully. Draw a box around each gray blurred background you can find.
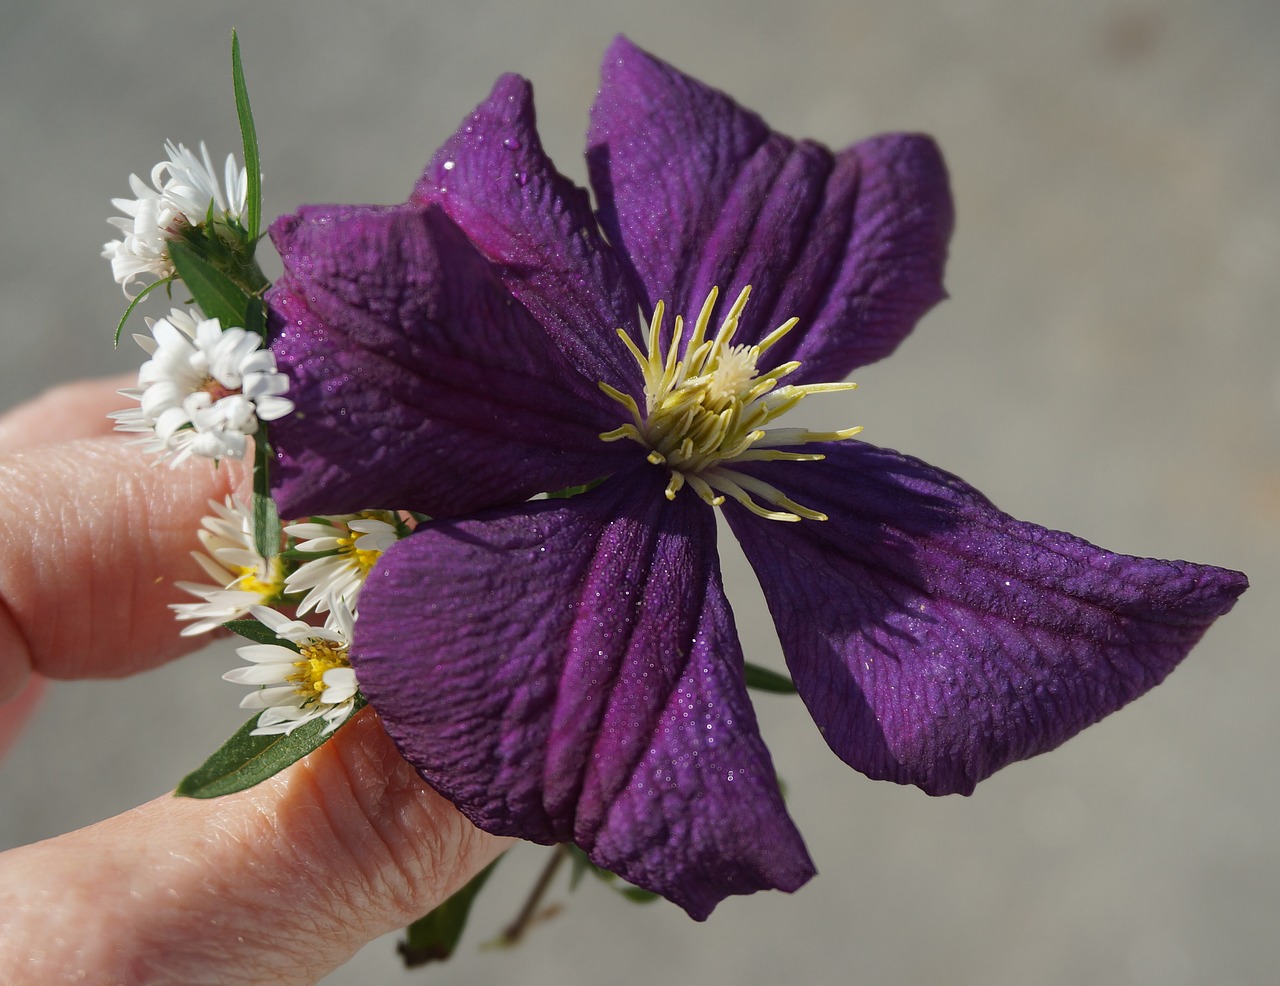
[1,1,1276,983]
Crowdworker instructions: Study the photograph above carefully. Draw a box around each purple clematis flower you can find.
[265,37,1246,919]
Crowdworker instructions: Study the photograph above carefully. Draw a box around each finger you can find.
[0,437,246,699]
[0,709,511,985]
[0,674,45,762]
[0,378,139,746]
[0,376,135,453]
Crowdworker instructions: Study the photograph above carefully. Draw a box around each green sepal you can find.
[243,295,265,337]
[168,240,252,329]
[223,617,299,650]
[231,31,262,243]
[252,433,281,560]
[398,858,501,968]
[743,661,797,694]
[175,695,366,799]
[113,276,175,346]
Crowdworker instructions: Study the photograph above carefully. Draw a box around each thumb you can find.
[0,708,510,985]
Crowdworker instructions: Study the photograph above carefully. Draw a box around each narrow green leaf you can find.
[175,697,366,798]
[253,433,281,559]
[743,661,797,694]
[398,858,500,968]
[113,276,175,346]
[223,618,299,650]
[168,240,251,328]
[231,31,262,243]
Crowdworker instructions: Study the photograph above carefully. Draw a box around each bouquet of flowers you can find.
[102,32,1246,965]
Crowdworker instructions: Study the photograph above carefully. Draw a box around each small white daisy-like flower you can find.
[103,140,249,296]
[172,496,286,635]
[223,602,359,736]
[284,512,403,615]
[110,307,293,466]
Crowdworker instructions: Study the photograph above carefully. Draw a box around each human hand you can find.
[0,378,508,985]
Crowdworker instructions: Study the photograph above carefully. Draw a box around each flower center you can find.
[200,376,239,403]
[289,641,350,702]
[233,557,284,600]
[336,534,382,577]
[599,286,862,522]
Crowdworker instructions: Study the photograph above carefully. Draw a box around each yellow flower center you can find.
[598,286,862,522]
[233,557,285,601]
[336,533,382,577]
[288,640,350,701]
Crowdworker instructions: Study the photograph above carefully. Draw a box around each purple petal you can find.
[266,203,629,519]
[354,472,814,918]
[412,74,643,395]
[724,442,1247,796]
[587,36,953,383]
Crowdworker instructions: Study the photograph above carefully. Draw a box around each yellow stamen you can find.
[597,285,860,521]
[233,557,285,600]
[336,535,381,577]
[288,640,350,702]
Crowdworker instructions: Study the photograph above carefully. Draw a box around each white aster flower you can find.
[110,307,293,466]
[223,602,359,736]
[284,512,403,615]
[172,496,286,635]
[103,140,250,296]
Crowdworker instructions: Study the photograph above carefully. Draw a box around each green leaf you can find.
[252,433,281,559]
[398,858,500,968]
[175,696,366,799]
[743,661,797,694]
[231,31,262,243]
[113,276,175,346]
[168,240,251,328]
[223,618,299,650]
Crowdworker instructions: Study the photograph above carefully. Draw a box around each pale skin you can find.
[0,377,508,985]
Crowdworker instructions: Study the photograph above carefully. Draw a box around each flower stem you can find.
[500,844,569,946]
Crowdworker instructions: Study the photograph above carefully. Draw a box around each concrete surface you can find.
[0,1,1276,984]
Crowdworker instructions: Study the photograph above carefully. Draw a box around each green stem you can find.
[233,254,270,296]
[500,844,569,946]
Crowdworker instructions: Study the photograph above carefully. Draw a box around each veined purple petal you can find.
[267,203,629,519]
[412,74,644,395]
[354,472,814,919]
[724,442,1247,796]
[587,36,953,384]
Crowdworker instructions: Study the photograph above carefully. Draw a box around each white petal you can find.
[223,664,294,685]
[239,686,304,710]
